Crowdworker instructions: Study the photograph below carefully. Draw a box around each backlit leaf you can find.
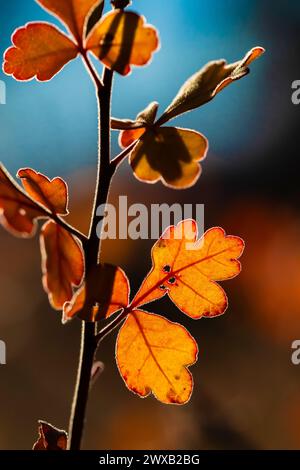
[18,168,68,215]
[116,309,198,404]
[3,22,78,81]
[133,220,244,318]
[119,126,146,148]
[0,163,46,237]
[63,263,129,322]
[129,127,208,189]
[33,421,67,450]
[86,10,159,75]
[118,101,159,147]
[158,47,265,124]
[40,220,84,309]
[37,0,102,43]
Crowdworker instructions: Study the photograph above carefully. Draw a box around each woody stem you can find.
[68,67,114,450]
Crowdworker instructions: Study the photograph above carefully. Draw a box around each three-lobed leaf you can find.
[128,127,208,189]
[133,220,244,318]
[86,10,159,75]
[3,23,78,81]
[116,309,198,404]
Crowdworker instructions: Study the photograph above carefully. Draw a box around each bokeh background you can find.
[1,0,300,450]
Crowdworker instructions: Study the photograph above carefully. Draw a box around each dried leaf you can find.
[133,220,244,318]
[40,220,84,310]
[63,263,129,322]
[18,168,68,215]
[3,22,78,81]
[129,127,208,189]
[33,420,67,450]
[116,309,198,404]
[86,10,159,75]
[37,0,102,43]
[0,163,46,237]
[158,47,265,124]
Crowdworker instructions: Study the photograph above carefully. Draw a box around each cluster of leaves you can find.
[0,0,264,444]
[64,220,244,404]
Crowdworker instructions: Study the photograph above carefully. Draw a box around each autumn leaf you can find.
[3,22,78,81]
[17,168,69,216]
[37,0,103,44]
[0,163,46,237]
[116,309,198,404]
[33,421,67,450]
[129,127,208,189]
[117,101,158,147]
[132,220,244,318]
[157,47,265,124]
[86,10,159,75]
[63,263,129,322]
[40,220,84,309]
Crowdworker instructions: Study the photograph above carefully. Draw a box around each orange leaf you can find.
[116,309,198,404]
[0,163,46,237]
[118,101,159,147]
[17,168,68,215]
[86,11,159,75]
[37,0,102,44]
[129,127,208,189]
[133,220,244,318]
[3,23,78,81]
[119,127,146,148]
[40,220,84,309]
[33,421,67,450]
[63,263,129,322]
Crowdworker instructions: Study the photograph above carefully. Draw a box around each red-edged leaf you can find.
[37,0,102,44]
[40,220,84,309]
[63,263,129,322]
[33,421,67,450]
[116,309,198,404]
[86,10,159,75]
[128,127,208,189]
[17,168,68,215]
[3,23,78,81]
[132,220,244,318]
[0,163,46,237]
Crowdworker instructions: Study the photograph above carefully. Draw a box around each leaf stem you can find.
[68,67,114,450]
[110,140,138,171]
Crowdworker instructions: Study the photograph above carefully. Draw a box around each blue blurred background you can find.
[1,0,300,451]
[0,0,283,176]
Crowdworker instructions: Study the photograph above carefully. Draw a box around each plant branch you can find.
[68,67,114,450]
[51,213,88,246]
[110,140,138,171]
[81,50,103,89]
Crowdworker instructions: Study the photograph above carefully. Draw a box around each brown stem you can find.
[67,67,114,450]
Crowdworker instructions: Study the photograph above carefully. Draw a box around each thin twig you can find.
[110,140,138,170]
[67,66,114,450]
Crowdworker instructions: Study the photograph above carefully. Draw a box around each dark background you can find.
[1,0,300,449]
